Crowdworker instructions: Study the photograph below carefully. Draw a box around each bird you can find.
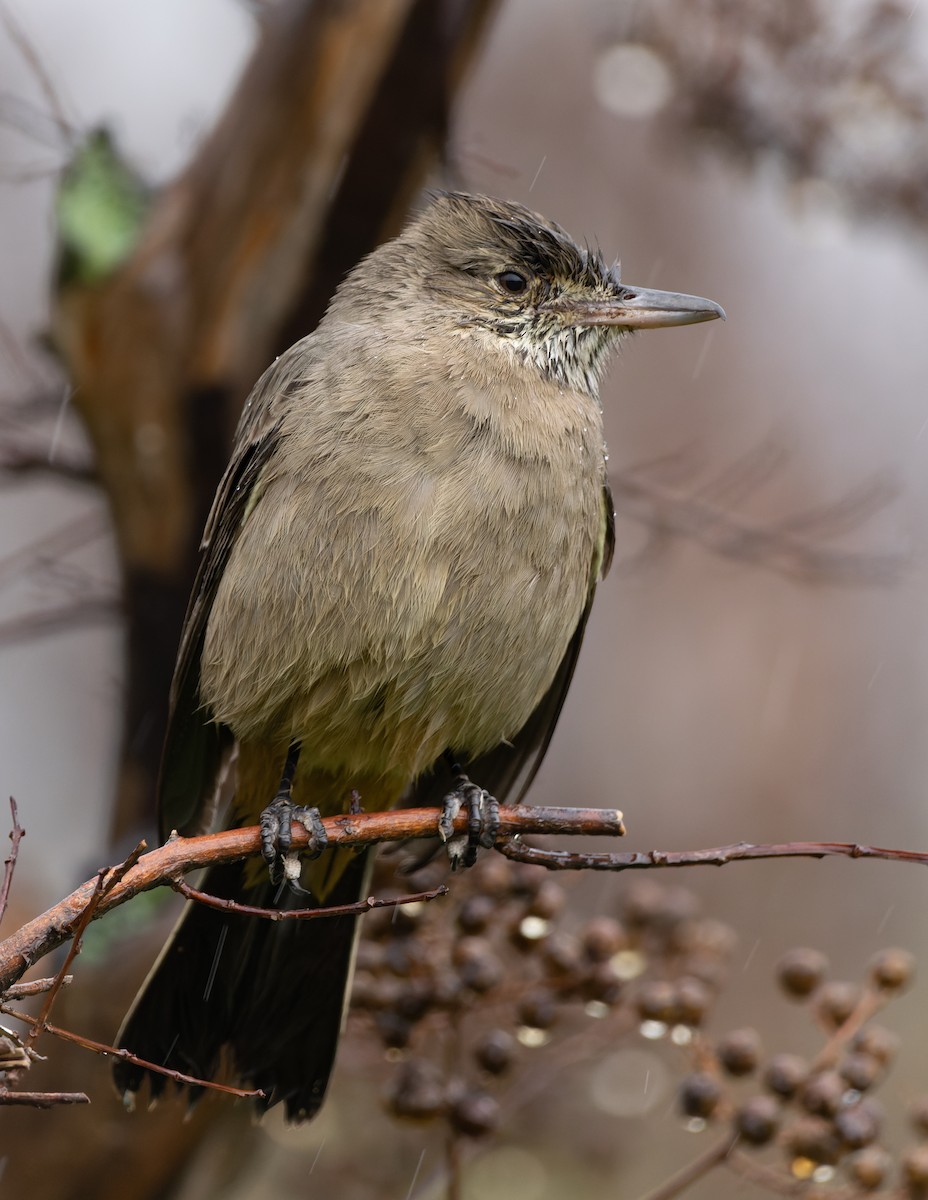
[113,191,724,1121]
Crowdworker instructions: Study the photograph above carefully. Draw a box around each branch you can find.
[0,597,119,647]
[0,1088,89,1108]
[497,837,928,872]
[637,1133,738,1200]
[0,1003,264,1102]
[172,877,448,919]
[24,842,144,1051]
[0,797,24,923]
[0,805,623,991]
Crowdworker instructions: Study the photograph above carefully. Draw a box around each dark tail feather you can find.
[114,850,370,1122]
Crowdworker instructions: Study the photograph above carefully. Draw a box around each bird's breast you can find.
[200,366,606,782]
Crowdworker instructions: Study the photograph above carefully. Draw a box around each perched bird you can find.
[114,192,724,1121]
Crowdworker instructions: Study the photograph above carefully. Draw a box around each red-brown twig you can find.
[0,1087,89,1107]
[4,975,71,999]
[5,808,928,1003]
[173,877,448,919]
[497,837,928,872]
[23,841,145,1051]
[0,797,25,924]
[0,1003,264,1101]
[0,805,623,991]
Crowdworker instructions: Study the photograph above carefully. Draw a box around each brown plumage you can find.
[114,192,724,1120]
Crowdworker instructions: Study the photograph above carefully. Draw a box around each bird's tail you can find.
[114,848,370,1121]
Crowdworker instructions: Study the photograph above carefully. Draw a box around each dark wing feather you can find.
[410,483,615,810]
[158,346,312,839]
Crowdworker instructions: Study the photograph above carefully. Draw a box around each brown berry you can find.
[476,857,515,897]
[852,1024,899,1066]
[814,981,861,1029]
[582,917,627,962]
[673,917,735,960]
[475,1030,516,1076]
[375,1011,413,1049]
[351,970,380,1009]
[717,1028,762,1077]
[528,881,566,919]
[910,1096,928,1136]
[396,981,433,1022]
[452,937,503,992]
[834,1100,881,1149]
[735,1095,780,1145]
[431,970,463,1008]
[355,941,386,972]
[622,880,667,927]
[366,975,403,1010]
[839,1052,881,1092]
[680,952,727,990]
[764,1053,809,1099]
[450,1089,500,1137]
[582,961,624,1005]
[777,948,829,998]
[508,863,546,898]
[456,895,495,934]
[384,941,416,976]
[845,1145,891,1191]
[635,980,678,1024]
[518,990,558,1031]
[679,1071,722,1119]
[387,1060,446,1120]
[459,956,503,993]
[801,1070,847,1118]
[869,947,915,993]
[783,1116,842,1165]
[542,933,582,976]
[389,904,423,936]
[674,977,712,1027]
[903,1145,928,1191]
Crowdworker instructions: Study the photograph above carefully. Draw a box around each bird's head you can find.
[329,192,724,397]
[394,192,726,395]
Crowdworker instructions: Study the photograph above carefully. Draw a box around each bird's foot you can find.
[260,796,328,891]
[438,774,500,870]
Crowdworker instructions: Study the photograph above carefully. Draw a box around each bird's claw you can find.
[260,796,328,890]
[439,775,500,869]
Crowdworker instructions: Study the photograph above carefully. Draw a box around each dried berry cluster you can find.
[349,855,735,1140]
[678,944,924,1194]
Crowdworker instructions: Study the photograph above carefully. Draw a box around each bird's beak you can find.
[556,286,726,329]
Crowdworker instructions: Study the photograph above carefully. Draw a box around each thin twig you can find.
[0,447,96,484]
[725,1147,841,1196]
[636,1133,739,1200]
[4,974,72,999]
[497,837,928,872]
[24,841,144,1051]
[811,985,887,1072]
[0,1003,264,1100]
[0,1087,89,1107]
[0,5,74,142]
[173,877,448,919]
[446,1132,463,1200]
[0,597,120,647]
[0,797,24,924]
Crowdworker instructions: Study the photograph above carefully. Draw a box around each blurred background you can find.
[2,1,928,1196]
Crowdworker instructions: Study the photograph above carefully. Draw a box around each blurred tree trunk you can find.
[52,0,498,848]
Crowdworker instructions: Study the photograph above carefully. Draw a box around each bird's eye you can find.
[496,270,529,295]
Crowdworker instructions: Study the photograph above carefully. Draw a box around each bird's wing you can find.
[410,483,615,810]
[158,347,310,839]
